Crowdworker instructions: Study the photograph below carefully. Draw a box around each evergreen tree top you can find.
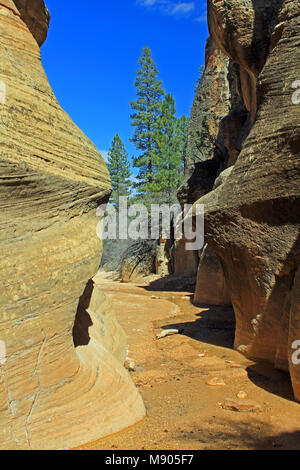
[130,46,164,107]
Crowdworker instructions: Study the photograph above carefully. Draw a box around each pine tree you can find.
[194,64,205,90]
[130,46,164,204]
[107,134,132,209]
[153,94,189,203]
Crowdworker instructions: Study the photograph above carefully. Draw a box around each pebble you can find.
[156,329,179,340]
[124,359,136,372]
[222,398,262,412]
[206,377,226,386]
[237,391,247,399]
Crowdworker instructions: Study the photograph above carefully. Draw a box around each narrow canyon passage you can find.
[76,273,300,451]
[1,0,299,451]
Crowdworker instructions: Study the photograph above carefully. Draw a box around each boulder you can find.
[120,240,156,283]
[213,167,233,189]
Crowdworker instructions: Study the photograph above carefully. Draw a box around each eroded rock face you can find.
[178,37,231,206]
[194,245,231,307]
[175,37,232,281]
[13,0,50,46]
[176,32,250,284]
[198,0,300,399]
[0,1,145,449]
[207,0,283,76]
[173,237,199,278]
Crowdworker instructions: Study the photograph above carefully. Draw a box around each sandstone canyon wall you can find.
[184,0,300,400]
[0,0,145,449]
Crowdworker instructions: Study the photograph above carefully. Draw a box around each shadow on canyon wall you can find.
[72,279,94,347]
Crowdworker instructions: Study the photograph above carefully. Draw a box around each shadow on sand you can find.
[162,303,236,349]
[160,301,295,402]
[142,275,197,293]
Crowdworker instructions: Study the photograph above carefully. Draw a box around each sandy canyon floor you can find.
[76,272,300,450]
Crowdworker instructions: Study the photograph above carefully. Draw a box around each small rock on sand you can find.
[237,391,247,399]
[124,359,136,372]
[206,377,226,386]
[156,329,180,340]
[222,398,261,412]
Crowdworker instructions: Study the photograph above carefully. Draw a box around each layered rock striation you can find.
[0,0,145,449]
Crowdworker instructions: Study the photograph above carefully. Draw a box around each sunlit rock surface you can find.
[0,0,145,450]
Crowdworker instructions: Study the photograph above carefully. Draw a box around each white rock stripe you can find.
[0,81,6,105]
[0,341,6,365]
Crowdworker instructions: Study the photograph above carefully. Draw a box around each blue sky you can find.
[41,1,208,164]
